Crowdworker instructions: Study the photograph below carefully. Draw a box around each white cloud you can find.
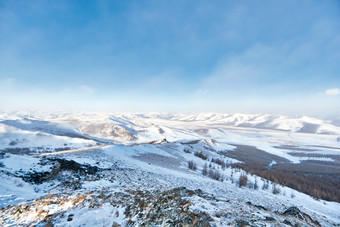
[325,88,340,96]
[79,85,95,94]
[0,77,15,86]
[198,89,208,94]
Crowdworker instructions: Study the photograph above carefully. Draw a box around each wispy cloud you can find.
[79,85,95,95]
[0,1,339,116]
[325,88,340,96]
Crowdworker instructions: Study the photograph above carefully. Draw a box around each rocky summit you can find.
[0,187,325,226]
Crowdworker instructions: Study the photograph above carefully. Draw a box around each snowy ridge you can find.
[2,112,340,136]
[129,112,340,135]
[1,112,340,162]
[0,112,340,226]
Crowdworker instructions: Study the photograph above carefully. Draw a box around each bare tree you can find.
[202,163,208,176]
[239,174,248,188]
[188,160,197,171]
[272,183,280,194]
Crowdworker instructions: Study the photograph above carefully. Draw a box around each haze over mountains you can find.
[1,112,340,142]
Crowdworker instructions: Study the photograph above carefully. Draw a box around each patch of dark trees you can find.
[224,144,340,202]
[194,151,208,160]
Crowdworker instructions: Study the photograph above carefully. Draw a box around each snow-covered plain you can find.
[0,112,339,226]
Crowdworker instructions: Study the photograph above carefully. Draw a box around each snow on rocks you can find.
[0,112,340,226]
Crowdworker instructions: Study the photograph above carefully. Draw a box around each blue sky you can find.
[0,0,340,117]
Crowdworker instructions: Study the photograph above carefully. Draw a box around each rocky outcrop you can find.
[0,188,330,226]
[18,158,100,184]
[141,187,213,226]
[283,207,321,226]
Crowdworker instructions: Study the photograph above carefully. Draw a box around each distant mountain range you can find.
[127,113,340,135]
[1,113,339,148]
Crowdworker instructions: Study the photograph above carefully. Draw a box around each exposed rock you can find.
[133,187,213,226]
[147,138,168,144]
[283,207,303,219]
[236,219,251,226]
[193,218,212,227]
[246,201,267,211]
[255,205,267,211]
[112,222,120,227]
[9,141,18,146]
[16,158,100,185]
[50,158,99,175]
[283,207,321,227]
[265,216,276,221]
[283,219,292,226]
[67,214,74,222]
[0,187,330,226]
[45,221,54,227]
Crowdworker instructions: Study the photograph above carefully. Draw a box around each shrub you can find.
[202,163,208,176]
[14,180,23,188]
[188,160,197,171]
[239,174,248,188]
[230,176,234,184]
[272,184,280,194]
[208,168,221,181]
[254,178,259,190]
[290,191,296,198]
[247,182,254,189]
[211,158,226,168]
[230,171,234,183]
[194,151,208,160]
[262,180,269,190]
[184,148,191,153]
[202,163,221,181]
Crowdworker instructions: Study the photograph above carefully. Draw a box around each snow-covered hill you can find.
[2,112,340,139]
[1,112,339,162]
[0,112,340,226]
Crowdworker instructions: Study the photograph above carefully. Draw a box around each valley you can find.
[0,112,340,226]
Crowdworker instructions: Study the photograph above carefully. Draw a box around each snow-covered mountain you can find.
[1,112,340,147]
[133,112,340,135]
[0,112,340,226]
